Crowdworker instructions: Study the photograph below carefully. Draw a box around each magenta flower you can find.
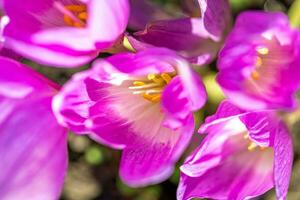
[177,101,293,200]
[2,0,129,67]
[53,48,207,187]
[127,0,231,65]
[0,57,68,199]
[217,11,300,110]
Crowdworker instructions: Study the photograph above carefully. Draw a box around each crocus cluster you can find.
[0,0,299,200]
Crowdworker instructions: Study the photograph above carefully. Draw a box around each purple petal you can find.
[128,0,172,30]
[0,98,68,200]
[178,116,274,200]
[53,70,96,133]
[3,0,129,67]
[162,63,206,128]
[178,101,294,200]
[120,115,194,187]
[197,0,231,41]
[217,11,300,110]
[131,18,220,65]
[0,57,68,199]
[273,121,293,200]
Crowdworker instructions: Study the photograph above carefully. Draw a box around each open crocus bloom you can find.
[0,57,68,199]
[2,0,129,67]
[217,11,300,110]
[178,101,293,200]
[127,0,231,65]
[53,48,207,187]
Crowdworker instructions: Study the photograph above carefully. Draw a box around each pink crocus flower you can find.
[217,11,300,110]
[0,56,68,199]
[53,48,207,187]
[127,0,231,65]
[177,101,293,200]
[2,0,129,67]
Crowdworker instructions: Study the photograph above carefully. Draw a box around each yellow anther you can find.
[260,146,267,151]
[256,47,269,55]
[123,37,136,52]
[78,12,88,20]
[63,15,74,26]
[142,93,160,102]
[243,134,249,139]
[65,5,86,12]
[147,74,156,80]
[133,81,145,86]
[150,94,161,103]
[255,57,263,67]
[251,70,260,80]
[63,4,87,28]
[247,142,257,151]
[73,22,84,28]
[147,74,164,84]
[161,73,172,84]
[131,72,176,103]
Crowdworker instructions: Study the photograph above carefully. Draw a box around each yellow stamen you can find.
[256,47,269,55]
[147,74,164,84]
[161,73,172,84]
[243,134,249,139]
[63,4,87,28]
[251,70,260,80]
[78,12,88,20]
[63,15,74,26]
[123,36,136,52]
[73,22,84,28]
[247,142,257,151]
[133,81,145,86]
[65,5,86,12]
[130,72,176,103]
[255,57,263,67]
[260,146,267,151]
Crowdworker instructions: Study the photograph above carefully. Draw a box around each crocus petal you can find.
[120,114,194,187]
[5,38,98,67]
[178,101,293,200]
[179,115,274,200]
[0,56,68,199]
[239,112,293,199]
[0,98,68,200]
[197,0,231,41]
[3,0,129,67]
[217,11,300,110]
[128,0,173,30]
[273,121,293,200]
[54,48,204,187]
[132,18,219,65]
[162,63,207,128]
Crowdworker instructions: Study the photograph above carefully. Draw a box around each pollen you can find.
[63,4,88,28]
[244,133,266,151]
[247,142,257,151]
[251,70,260,80]
[256,46,269,55]
[255,57,263,67]
[129,72,176,103]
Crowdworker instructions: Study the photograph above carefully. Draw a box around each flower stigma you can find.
[128,72,176,103]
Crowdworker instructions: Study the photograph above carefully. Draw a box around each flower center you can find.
[251,46,269,80]
[243,134,266,151]
[128,72,175,103]
[63,4,87,28]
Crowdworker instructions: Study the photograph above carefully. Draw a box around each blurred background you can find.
[26,0,300,199]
